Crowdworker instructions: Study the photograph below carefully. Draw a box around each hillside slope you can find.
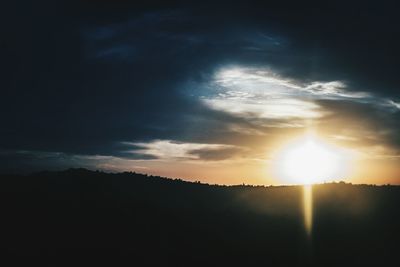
[1,169,399,266]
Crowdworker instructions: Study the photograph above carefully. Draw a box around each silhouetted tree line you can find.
[0,168,399,267]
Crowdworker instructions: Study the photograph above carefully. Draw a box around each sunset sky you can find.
[1,1,400,185]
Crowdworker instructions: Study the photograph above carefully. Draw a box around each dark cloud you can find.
[316,100,400,149]
[187,147,243,161]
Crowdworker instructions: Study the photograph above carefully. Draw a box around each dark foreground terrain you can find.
[1,169,399,266]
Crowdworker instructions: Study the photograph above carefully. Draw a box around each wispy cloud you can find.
[303,81,371,99]
[203,97,322,120]
[200,66,389,123]
[121,140,242,161]
[386,99,400,110]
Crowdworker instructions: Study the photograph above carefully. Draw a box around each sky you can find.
[1,1,400,185]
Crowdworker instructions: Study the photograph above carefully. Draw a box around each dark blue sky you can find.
[1,1,399,184]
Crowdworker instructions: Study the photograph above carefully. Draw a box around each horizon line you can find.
[1,167,398,187]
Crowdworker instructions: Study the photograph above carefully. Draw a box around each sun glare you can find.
[274,134,352,185]
[272,133,354,236]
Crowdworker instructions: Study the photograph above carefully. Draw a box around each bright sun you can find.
[274,134,352,184]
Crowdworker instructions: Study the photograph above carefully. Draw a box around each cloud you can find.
[198,66,382,124]
[386,100,400,111]
[303,81,371,99]
[121,140,241,161]
[187,147,244,161]
[314,99,400,155]
[203,97,322,120]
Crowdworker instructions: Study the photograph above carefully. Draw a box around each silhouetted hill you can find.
[1,169,399,266]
